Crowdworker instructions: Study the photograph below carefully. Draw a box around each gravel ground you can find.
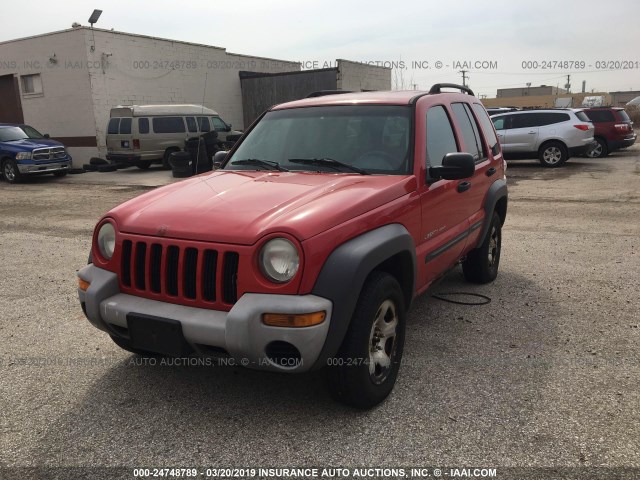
[1,148,639,479]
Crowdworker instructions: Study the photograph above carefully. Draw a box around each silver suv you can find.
[491,109,595,167]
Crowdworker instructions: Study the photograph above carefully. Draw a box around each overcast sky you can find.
[2,0,639,97]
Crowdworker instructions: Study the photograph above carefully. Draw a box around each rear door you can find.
[106,116,134,154]
[503,112,539,153]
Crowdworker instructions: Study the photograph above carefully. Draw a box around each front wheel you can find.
[326,271,406,409]
[538,142,567,167]
[462,212,502,284]
[2,159,22,183]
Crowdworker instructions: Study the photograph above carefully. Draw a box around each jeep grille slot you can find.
[183,247,198,300]
[222,252,239,304]
[202,250,218,301]
[121,240,133,287]
[166,246,180,296]
[117,235,240,310]
[134,242,147,290]
[149,244,162,293]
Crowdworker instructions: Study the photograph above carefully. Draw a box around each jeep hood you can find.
[109,171,416,245]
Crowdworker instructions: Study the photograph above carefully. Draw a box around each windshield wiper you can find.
[288,157,369,175]
[229,158,289,171]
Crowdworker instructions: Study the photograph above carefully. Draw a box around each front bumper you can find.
[18,160,71,174]
[77,264,333,373]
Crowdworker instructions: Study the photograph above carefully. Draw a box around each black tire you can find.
[109,335,163,357]
[587,137,608,158]
[162,149,179,169]
[89,157,109,166]
[97,164,117,172]
[462,212,502,284]
[538,141,568,167]
[2,158,22,183]
[326,271,406,409]
[53,171,68,177]
[137,161,151,169]
[83,163,98,171]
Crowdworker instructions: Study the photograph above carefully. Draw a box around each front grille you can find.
[32,147,67,161]
[119,238,240,308]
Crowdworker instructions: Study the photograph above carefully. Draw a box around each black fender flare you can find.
[310,223,416,369]
[479,178,508,243]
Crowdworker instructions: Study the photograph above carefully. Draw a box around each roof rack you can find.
[429,83,475,96]
[305,90,354,98]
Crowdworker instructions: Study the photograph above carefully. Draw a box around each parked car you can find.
[579,107,636,158]
[106,104,242,169]
[0,124,72,183]
[491,109,595,167]
[78,84,508,408]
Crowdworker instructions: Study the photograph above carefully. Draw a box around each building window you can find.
[21,74,43,95]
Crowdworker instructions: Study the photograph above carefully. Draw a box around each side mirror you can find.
[44,133,50,138]
[429,153,475,180]
[213,150,227,169]
[225,124,232,132]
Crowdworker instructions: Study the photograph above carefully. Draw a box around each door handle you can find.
[528,131,536,134]
[486,167,496,177]
[457,181,471,193]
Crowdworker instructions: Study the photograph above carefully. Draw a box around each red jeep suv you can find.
[582,107,636,157]
[78,84,507,408]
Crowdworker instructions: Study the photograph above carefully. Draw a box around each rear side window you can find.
[138,118,149,134]
[197,117,211,132]
[584,110,615,123]
[451,103,483,161]
[185,117,198,133]
[512,113,540,128]
[153,117,186,133]
[473,104,500,156]
[119,118,132,134]
[426,105,458,167]
[107,118,120,134]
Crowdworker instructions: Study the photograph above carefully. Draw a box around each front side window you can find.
[152,117,186,133]
[492,115,511,131]
[226,105,412,175]
[211,116,228,131]
[426,105,458,167]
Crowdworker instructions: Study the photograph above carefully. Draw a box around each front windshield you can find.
[0,127,30,142]
[225,105,412,175]
[20,125,44,139]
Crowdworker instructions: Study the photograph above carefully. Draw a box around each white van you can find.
[105,104,241,168]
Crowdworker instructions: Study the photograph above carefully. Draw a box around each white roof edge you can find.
[111,104,218,116]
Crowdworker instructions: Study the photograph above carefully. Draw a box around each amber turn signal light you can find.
[262,311,326,328]
[78,278,91,291]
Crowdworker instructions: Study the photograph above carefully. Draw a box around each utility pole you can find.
[565,74,571,93]
[459,70,468,87]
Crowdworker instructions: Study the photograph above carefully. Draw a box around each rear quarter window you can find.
[618,110,631,122]
[574,111,590,122]
[584,110,615,123]
[152,117,186,133]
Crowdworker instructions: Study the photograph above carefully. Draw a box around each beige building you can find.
[0,27,301,165]
[483,92,612,109]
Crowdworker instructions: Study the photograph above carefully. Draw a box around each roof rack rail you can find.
[429,83,475,96]
[305,90,354,98]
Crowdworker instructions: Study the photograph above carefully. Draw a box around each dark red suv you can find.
[77,84,507,408]
[582,107,636,157]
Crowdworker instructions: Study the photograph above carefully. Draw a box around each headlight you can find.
[16,152,31,160]
[97,222,116,260]
[259,238,299,283]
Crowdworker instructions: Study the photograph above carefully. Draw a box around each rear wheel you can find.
[2,159,22,183]
[538,141,567,167]
[462,212,502,284]
[326,271,406,409]
[587,137,608,158]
